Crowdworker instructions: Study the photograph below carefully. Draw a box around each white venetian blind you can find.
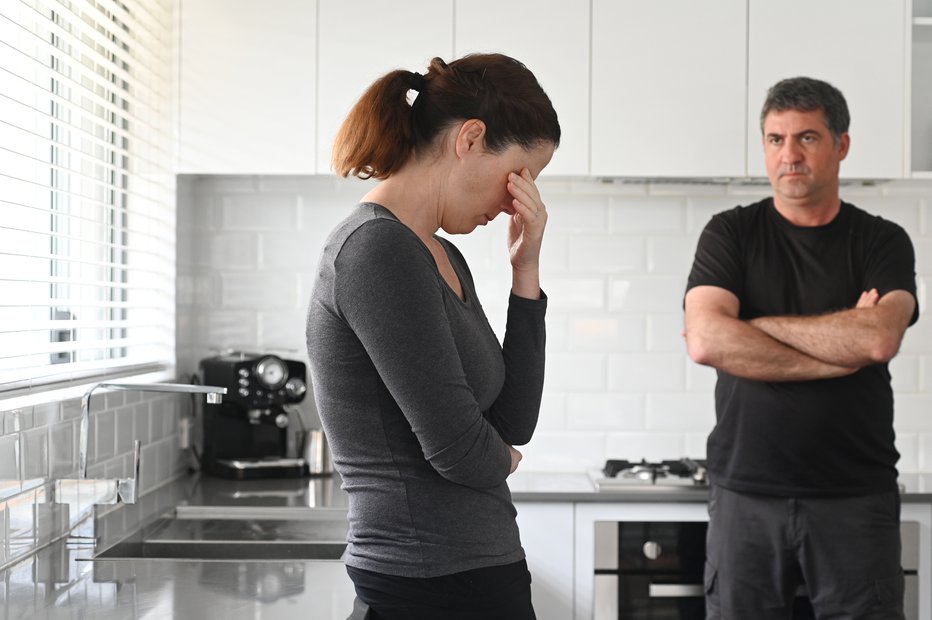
[0,0,176,393]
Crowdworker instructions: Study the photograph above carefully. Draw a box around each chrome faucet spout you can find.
[77,381,227,503]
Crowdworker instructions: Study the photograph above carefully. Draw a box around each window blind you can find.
[0,0,176,393]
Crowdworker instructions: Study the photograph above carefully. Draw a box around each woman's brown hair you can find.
[332,53,561,180]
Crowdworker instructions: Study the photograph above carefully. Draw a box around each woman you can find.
[305,53,560,619]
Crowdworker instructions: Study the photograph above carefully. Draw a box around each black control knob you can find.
[643,541,662,560]
[285,378,306,399]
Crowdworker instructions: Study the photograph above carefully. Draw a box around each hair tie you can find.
[410,71,426,92]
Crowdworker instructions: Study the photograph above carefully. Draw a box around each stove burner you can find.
[603,458,708,486]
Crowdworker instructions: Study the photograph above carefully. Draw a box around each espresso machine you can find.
[198,352,308,479]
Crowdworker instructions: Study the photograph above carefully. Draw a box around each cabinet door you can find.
[455,0,590,176]
[177,0,316,174]
[316,1,453,175]
[591,0,747,178]
[515,502,575,620]
[747,0,907,180]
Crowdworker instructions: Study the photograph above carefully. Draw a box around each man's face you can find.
[762,108,849,206]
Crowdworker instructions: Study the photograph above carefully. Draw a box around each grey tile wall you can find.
[0,392,188,570]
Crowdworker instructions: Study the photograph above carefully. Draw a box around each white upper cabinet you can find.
[746,0,907,180]
[315,0,453,175]
[177,0,316,175]
[454,0,590,177]
[590,0,747,178]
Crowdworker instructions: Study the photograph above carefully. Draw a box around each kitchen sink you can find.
[89,510,348,562]
[94,539,346,561]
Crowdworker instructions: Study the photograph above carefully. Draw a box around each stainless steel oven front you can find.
[593,520,919,620]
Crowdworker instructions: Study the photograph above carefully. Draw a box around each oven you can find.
[591,459,920,620]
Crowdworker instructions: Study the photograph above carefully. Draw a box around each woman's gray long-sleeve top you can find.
[305,203,546,578]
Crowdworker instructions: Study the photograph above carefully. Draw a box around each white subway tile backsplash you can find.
[545,278,605,310]
[568,235,645,272]
[521,431,606,471]
[922,197,930,235]
[545,354,607,391]
[647,236,698,275]
[32,404,57,428]
[894,395,932,431]
[610,276,686,313]
[211,233,259,269]
[95,410,116,462]
[647,314,687,353]
[914,238,932,273]
[134,403,151,444]
[566,393,645,431]
[536,392,567,431]
[194,175,261,196]
[172,176,932,476]
[139,443,157,495]
[258,310,307,353]
[685,362,718,392]
[21,428,48,480]
[259,233,317,269]
[220,272,297,310]
[547,195,609,232]
[683,433,708,458]
[900,314,932,355]
[0,435,20,480]
[115,406,135,454]
[646,394,716,431]
[222,193,298,230]
[853,196,922,231]
[608,354,685,392]
[3,410,26,435]
[566,316,646,352]
[897,433,919,472]
[48,422,75,479]
[921,355,932,392]
[920,433,932,470]
[609,197,687,233]
[605,433,685,462]
[686,196,738,233]
[205,310,258,349]
[103,392,125,411]
[890,354,920,392]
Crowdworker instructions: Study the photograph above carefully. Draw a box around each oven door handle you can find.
[648,583,704,598]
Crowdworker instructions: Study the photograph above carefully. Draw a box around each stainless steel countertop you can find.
[4,470,932,618]
[0,474,356,620]
[507,471,932,502]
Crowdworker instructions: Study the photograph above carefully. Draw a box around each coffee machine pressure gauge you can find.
[256,356,288,390]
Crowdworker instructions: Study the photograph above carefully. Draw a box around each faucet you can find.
[77,382,227,504]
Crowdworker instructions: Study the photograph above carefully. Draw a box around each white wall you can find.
[176,176,932,473]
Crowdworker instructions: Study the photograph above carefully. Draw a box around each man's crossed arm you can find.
[683,286,915,382]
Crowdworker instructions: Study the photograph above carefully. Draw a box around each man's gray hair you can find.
[760,77,850,145]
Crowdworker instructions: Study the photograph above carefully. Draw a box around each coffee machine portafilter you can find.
[198,353,309,479]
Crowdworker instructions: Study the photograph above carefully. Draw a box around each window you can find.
[0,0,176,394]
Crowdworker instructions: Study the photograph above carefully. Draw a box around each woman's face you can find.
[444,139,554,234]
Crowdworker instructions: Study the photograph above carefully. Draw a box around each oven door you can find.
[594,521,706,620]
[594,521,918,620]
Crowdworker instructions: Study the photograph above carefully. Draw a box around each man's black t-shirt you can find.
[686,198,919,497]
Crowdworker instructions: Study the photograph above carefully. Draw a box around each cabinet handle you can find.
[648,583,703,598]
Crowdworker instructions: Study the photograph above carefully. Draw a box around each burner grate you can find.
[602,458,708,484]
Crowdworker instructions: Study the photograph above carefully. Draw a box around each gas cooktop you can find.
[591,457,709,492]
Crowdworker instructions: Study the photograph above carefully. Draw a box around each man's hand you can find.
[856,288,880,309]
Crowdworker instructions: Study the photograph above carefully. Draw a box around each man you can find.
[684,76,919,619]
